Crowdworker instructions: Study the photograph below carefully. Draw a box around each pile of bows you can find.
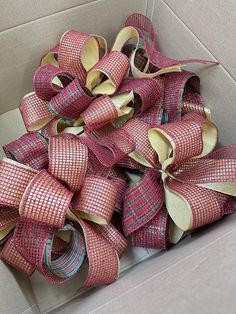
[0,13,236,286]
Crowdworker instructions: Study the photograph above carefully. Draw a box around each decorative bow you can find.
[0,135,128,286]
[122,112,236,246]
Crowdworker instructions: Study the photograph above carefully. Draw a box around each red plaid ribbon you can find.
[48,78,95,119]
[122,170,164,237]
[3,132,48,170]
[34,64,73,101]
[125,13,217,73]
[163,71,205,122]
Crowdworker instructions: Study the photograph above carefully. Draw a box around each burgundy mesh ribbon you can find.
[19,170,73,228]
[58,30,105,82]
[49,135,88,192]
[81,127,136,167]
[20,93,54,132]
[86,51,130,95]
[0,238,35,275]
[81,95,118,131]
[118,77,163,114]
[72,175,117,224]
[121,118,159,167]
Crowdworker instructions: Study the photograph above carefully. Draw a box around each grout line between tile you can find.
[160,0,236,83]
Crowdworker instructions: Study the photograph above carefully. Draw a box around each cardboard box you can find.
[0,0,235,313]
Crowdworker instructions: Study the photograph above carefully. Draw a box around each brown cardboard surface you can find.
[0,0,147,115]
[92,218,236,314]
[52,214,236,314]
[162,0,236,80]
[0,0,95,31]
[0,109,26,159]
[0,262,38,314]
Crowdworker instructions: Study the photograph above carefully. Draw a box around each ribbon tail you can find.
[122,170,163,236]
[164,178,229,231]
[172,158,236,197]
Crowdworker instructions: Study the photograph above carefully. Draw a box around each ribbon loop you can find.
[163,71,201,122]
[19,170,72,228]
[49,135,88,192]
[81,95,119,131]
[42,224,86,283]
[112,26,140,52]
[172,158,236,196]
[0,158,37,209]
[48,78,95,119]
[20,92,54,131]
[122,170,163,236]
[118,77,163,114]
[81,92,134,131]
[123,118,159,167]
[86,51,130,95]
[78,218,119,287]
[58,30,105,81]
[72,175,117,225]
[148,116,217,169]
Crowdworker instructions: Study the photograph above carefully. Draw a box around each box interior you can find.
[0,0,235,313]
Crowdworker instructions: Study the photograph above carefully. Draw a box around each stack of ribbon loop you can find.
[0,13,235,286]
[0,136,127,285]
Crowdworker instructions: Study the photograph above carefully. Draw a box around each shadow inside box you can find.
[49,213,236,313]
